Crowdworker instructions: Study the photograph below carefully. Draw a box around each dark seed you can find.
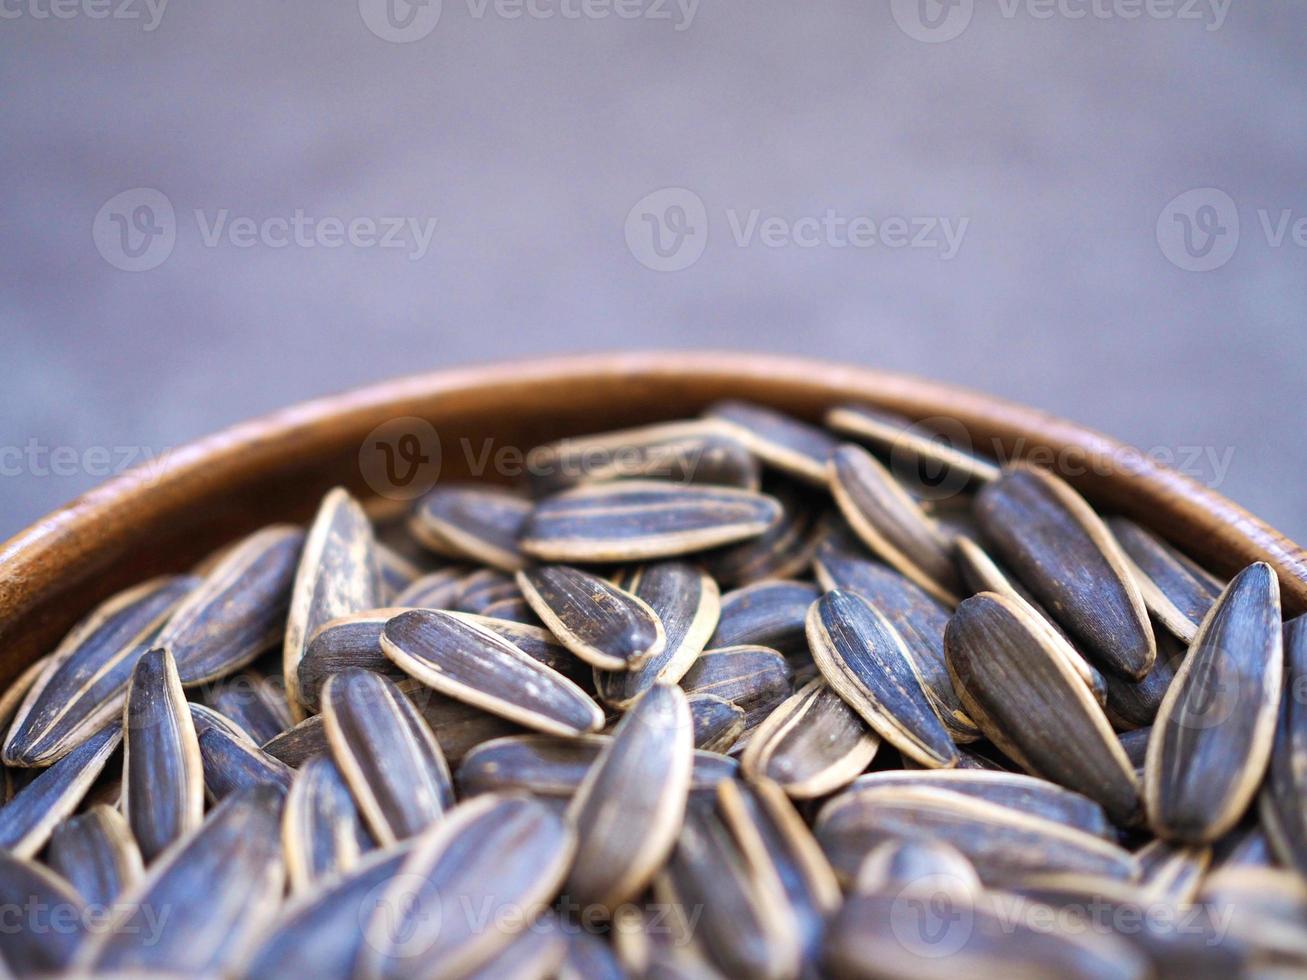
[709,579,819,659]
[282,487,384,720]
[825,403,1000,490]
[0,724,121,858]
[828,443,961,604]
[814,546,979,742]
[359,794,576,980]
[0,852,86,975]
[680,645,794,743]
[1261,614,1307,877]
[1145,562,1283,844]
[688,693,746,752]
[382,609,604,736]
[815,785,1138,886]
[807,590,958,769]
[410,485,530,572]
[740,679,879,799]
[1103,633,1185,731]
[1109,517,1222,644]
[456,569,520,613]
[974,465,1155,679]
[595,562,721,709]
[79,784,285,975]
[517,565,666,671]
[526,419,759,496]
[208,671,293,745]
[46,804,143,908]
[706,399,839,486]
[159,524,304,685]
[3,576,194,767]
[944,592,1141,826]
[701,482,823,587]
[283,755,374,892]
[393,566,468,608]
[121,648,203,861]
[566,684,694,911]
[521,480,783,563]
[323,667,454,845]
[194,710,294,800]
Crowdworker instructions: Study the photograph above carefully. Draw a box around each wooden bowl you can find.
[2,351,1303,688]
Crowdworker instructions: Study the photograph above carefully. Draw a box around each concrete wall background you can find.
[2,1,1304,543]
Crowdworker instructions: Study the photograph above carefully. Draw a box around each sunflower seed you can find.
[46,804,143,907]
[815,786,1137,885]
[242,845,411,978]
[717,778,841,971]
[522,481,783,563]
[828,443,961,604]
[195,713,294,800]
[739,678,878,799]
[0,852,86,975]
[1196,866,1307,966]
[700,483,822,587]
[393,566,468,608]
[1134,838,1210,904]
[457,568,520,612]
[1103,632,1185,731]
[382,609,603,736]
[974,465,1156,679]
[410,485,531,571]
[0,724,121,858]
[709,579,818,659]
[680,645,794,742]
[566,683,693,912]
[954,535,1107,706]
[209,671,293,744]
[526,419,759,496]
[706,399,839,486]
[121,647,203,862]
[807,589,959,769]
[944,592,1141,825]
[401,682,527,763]
[688,693,746,752]
[323,667,453,844]
[518,565,666,671]
[359,794,576,980]
[595,562,721,709]
[1145,562,1283,844]
[78,783,285,975]
[282,754,374,892]
[844,770,1113,838]
[825,403,1000,490]
[262,714,330,768]
[1108,517,1223,644]
[654,804,801,980]
[1261,614,1307,877]
[3,576,194,767]
[851,837,982,895]
[158,524,304,685]
[456,733,735,799]
[283,487,384,721]
[1118,727,1151,770]
[813,546,980,742]
[297,607,410,710]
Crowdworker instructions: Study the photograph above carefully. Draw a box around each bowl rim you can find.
[2,350,1303,683]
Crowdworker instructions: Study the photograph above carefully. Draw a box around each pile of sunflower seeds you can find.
[0,398,1304,979]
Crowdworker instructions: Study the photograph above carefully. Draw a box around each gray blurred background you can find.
[2,1,1305,542]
